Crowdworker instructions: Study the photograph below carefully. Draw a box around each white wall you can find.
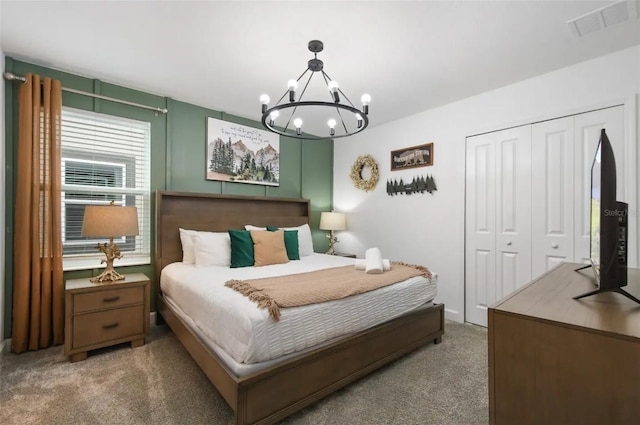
[333,45,640,323]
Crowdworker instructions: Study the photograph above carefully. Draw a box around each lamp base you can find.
[90,238,125,284]
[325,231,338,255]
[90,268,125,284]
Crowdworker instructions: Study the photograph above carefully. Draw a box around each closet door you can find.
[531,117,575,278]
[494,126,532,297]
[465,126,531,327]
[574,106,625,265]
[466,104,630,326]
[465,132,496,327]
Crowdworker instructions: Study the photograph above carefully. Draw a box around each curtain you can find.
[11,74,64,353]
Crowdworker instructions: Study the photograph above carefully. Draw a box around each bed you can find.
[155,191,445,425]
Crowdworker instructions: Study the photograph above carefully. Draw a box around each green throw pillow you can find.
[267,226,300,260]
[228,229,254,268]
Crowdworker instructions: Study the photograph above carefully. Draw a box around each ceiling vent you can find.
[567,0,639,37]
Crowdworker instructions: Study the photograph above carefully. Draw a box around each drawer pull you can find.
[102,322,120,329]
[103,296,120,303]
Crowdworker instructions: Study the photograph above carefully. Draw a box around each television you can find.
[574,129,639,304]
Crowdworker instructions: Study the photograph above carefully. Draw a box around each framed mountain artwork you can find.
[206,117,280,186]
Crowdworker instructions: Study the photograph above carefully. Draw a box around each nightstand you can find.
[64,273,150,362]
[335,252,356,258]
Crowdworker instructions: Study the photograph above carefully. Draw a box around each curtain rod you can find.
[3,71,169,115]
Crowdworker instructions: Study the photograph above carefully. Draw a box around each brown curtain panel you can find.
[12,74,64,353]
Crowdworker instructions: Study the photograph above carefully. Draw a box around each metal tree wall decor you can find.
[386,174,437,196]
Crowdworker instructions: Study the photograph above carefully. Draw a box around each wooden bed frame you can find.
[155,191,445,425]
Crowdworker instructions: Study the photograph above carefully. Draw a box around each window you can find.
[61,108,150,269]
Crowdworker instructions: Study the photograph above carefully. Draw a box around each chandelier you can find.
[260,40,370,140]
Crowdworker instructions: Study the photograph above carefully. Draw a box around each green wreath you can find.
[350,155,379,192]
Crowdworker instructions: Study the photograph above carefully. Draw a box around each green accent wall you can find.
[3,58,333,338]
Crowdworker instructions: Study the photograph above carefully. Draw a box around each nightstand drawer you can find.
[73,305,144,348]
[73,286,143,313]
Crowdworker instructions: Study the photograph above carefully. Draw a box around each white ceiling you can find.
[2,1,640,137]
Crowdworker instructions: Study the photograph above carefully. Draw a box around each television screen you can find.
[589,141,601,284]
[576,129,637,304]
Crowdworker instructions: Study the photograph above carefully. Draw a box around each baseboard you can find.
[444,308,463,323]
[0,338,10,354]
[150,311,157,326]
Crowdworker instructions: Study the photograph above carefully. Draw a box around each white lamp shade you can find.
[82,205,139,238]
[319,212,346,231]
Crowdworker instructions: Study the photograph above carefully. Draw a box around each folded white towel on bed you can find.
[355,258,391,271]
[365,247,384,274]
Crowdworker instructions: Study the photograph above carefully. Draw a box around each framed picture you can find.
[206,117,280,186]
[390,143,433,171]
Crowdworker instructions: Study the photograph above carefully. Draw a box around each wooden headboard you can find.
[154,191,310,291]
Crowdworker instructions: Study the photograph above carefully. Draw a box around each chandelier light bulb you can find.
[328,80,340,103]
[328,118,336,136]
[269,110,280,126]
[260,94,270,113]
[361,93,371,115]
[294,118,303,135]
[288,79,298,102]
[360,94,371,104]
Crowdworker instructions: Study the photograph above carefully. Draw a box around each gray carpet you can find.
[0,320,488,425]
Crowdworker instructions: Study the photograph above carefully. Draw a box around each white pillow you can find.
[244,225,267,231]
[179,228,197,264]
[284,223,314,256]
[193,232,231,267]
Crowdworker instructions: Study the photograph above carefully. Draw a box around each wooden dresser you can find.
[488,263,640,425]
[64,273,150,362]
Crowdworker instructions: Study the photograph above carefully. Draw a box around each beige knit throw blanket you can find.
[225,262,432,321]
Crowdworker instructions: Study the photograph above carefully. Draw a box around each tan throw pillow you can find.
[250,230,290,267]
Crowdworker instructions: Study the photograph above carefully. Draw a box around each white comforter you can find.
[160,254,437,364]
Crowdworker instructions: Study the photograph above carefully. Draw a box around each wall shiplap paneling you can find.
[166,98,223,193]
[266,135,303,199]
[302,140,334,252]
[165,100,324,201]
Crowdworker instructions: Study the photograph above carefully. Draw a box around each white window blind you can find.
[61,108,150,269]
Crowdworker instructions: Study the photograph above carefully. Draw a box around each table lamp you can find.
[319,211,346,255]
[82,201,139,283]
